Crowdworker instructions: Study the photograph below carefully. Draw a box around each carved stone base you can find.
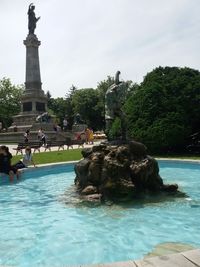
[31,122,56,131]
[12,113,38,127]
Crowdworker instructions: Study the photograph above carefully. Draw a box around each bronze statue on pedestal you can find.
[105,71,128,140]
[28,3,40,34]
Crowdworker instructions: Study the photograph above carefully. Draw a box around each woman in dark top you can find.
[0,146,19,182]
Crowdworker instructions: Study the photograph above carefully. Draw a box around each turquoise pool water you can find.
[0,161,200,266]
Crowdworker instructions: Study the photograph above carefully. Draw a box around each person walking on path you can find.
[41,130,47,146]
[24,129,30,143]
[63,118,68,131]
[37,128,43,140]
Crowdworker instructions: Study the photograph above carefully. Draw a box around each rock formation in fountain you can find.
[74,141,179,203]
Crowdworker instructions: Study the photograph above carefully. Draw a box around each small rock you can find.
[129,140,147,157]
[81,148,93,158]
[74,158,90,187]
[92,144,106,152]
[82,193,102,202]
[162,184,178,192]
[81,185,98,195]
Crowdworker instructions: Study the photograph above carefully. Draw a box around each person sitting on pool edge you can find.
[0,145,20,182]
[14,146,36,169]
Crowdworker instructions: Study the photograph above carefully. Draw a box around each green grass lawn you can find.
[12,149,83,165]
[12,149,200,168]
[11,148,200,166]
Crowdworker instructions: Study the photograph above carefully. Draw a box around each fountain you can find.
[74,71,180,203]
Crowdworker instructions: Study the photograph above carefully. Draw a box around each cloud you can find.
[0,0,200,97]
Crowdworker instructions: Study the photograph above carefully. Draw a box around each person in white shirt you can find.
[41,131,46,146]
[63,118,68,131]
[37,128,43,140]
[24,129,30,143]
[14,146,36,169]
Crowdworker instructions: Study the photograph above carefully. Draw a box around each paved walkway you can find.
[4,142,101,155]
[80,249,200,267]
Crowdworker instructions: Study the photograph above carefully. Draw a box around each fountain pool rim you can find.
[22,158,200,173]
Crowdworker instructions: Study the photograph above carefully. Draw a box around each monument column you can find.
[24,34,42,91]
[11,4,49,131]
[21,32,47,115]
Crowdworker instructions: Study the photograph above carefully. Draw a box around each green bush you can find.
[124,67,200,153]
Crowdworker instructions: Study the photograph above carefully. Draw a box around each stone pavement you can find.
[77,249,200,267]
[3,141,102,155]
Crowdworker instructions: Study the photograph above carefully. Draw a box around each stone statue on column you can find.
[28,3,40,35]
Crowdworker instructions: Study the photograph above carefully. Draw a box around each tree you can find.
[65,84,77,99]
[124,67,200,153]
[71,88,102,130]
[47,97,67,125]
[64,85,78,128]
[0,78,24,128]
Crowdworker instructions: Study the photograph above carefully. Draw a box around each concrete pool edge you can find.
[24,157,200,171]
[19,160,78,174]
[156,157,200,163]
[78,248,200,267]
[1,249,199,267]
[16,157,200,176]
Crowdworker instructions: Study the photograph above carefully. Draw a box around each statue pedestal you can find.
[12,113,38,127]
[31,122,55,131]
[9,33,50,133]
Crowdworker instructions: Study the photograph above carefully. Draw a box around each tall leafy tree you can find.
[0,78,24,128]
[124,67,200,153]
[65,85,78,128]
[65,84,77,99]
[47,97,67,125]
[71,88,102,130]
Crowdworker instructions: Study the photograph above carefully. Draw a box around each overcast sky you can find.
[1,0,200,97]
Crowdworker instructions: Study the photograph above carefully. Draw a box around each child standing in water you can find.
[14,146,36,169]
